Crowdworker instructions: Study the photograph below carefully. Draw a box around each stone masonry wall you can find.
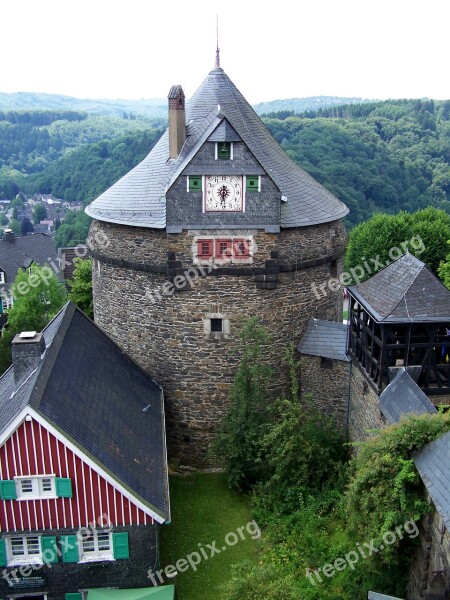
[348,360,386,443]
[299,354,350,431]
[90,218,346,466]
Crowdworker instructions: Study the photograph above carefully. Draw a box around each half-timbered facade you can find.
[0,302,170,600]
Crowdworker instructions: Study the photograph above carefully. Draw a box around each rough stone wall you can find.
[299,354,350,431]
[348,360,386,443]
[90,218,346,466]
[0,524,157,600]
[408,503,450,599]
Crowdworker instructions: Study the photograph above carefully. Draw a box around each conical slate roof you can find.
[85,67,348,228]
[348,253,450,322]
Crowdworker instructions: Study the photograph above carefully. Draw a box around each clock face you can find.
[204,175,243,212]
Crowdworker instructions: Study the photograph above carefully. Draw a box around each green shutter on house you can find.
[41,536,58,564]
[246,176,259,191]
[189,176,202,191]
[55,478,72,498]
[0,538,6,567]
[61,535,79,563]
[65,594,82,600]
[0,480,17,500]
[112,532,129,559]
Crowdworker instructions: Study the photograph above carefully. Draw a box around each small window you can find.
[7,535,42,564]
[188,176,202,192]
[0,271,5,284]
[15,475,56,499]
[216,240,232,259]
[197,239,213,259]
[246,176,260,192]
[210,318,223,333]
[320,357,333,370]
[216,142,232,160]
[79,530,113,562]
[233,239,250,258]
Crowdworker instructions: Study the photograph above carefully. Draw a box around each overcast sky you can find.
[2,0,449,104]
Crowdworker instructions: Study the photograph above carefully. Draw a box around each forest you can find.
[0,98,448,244]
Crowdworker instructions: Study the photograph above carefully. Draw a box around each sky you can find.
[2,0,449,104]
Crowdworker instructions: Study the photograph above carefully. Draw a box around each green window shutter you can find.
[217,142,231,159]
[246,176,259,192]
[189,176,202,192]
[61,535,79,563]
[0,538,6,567]
[65,594,82,600]
[112,532,129,559]
[55,477,72,498]
[0,480,17,500]
[41,536,58,564]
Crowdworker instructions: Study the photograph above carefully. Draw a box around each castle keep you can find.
[86,61,348,465]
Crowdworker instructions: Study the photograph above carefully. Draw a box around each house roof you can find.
[85,67,348,229]
[379,368,437,424]
[0,302,170,522]
[414,430,450,531]
[0,232,61,291]
[348,254,450,323]
[368,593,404,600]
[297,319,350,361]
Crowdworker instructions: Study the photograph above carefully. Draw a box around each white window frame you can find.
[14,475,57,500]
[78,530,114,562]
[0,271,5,284]
[6,534,42,565]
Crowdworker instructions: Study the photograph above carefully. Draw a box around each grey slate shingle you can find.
[0,302,170,522]
[86,67,348,229]
[414,431,450,531]
[348,254,450,322]
[379,368,437,424]
[297,319,350,361]
[368,593,404,600]
[0,233,61,292]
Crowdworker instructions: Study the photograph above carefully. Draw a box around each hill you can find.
[253,95,373,116]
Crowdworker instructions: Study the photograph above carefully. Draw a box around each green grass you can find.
[342,309,348,320]
[160,473,258,599]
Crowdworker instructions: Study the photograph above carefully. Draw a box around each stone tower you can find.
[85,62,349,466]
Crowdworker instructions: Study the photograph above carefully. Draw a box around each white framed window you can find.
[79,530,113,562]
[15,475,56,500]
[0,271,5,284]
[7,535,42,565]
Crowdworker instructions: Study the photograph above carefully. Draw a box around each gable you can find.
[0,415,157,532]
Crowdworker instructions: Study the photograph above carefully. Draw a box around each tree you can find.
[20,216,34,235]
[9,218,21,235]
[0,212,8,226]
[33,203,47,224]
[68,257,93,318]
[438,241,450,289]
[0,265,67,373]
[212,317,273,491]
[345,207,450,283]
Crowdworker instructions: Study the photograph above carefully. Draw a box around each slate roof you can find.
[297,319,350,361]
[86,67,348,229]
[0,232,61,292]
[414,431,450,531]
[0,302,170,522]
[348,254,450,323]
[368,593,404,600]
[379,368,437,424]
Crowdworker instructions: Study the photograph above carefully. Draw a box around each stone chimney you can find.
[168,85,186,159]
[3,228,14,243]
[12,331,46,383]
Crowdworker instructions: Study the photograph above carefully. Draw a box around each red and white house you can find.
[0,302,170,600]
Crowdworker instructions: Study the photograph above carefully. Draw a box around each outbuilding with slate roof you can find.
[0,302,169,600]
[85,57,349,466]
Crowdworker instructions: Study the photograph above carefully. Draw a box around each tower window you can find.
[197,239,213,258]
[246,176,260,192]
[216,239,232,259]
[188,176,202,192]
[233,239,250,258]
[210,318,223,333]
[216,142,232,160]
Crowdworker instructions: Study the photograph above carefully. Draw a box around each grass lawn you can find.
[160,472,258,599]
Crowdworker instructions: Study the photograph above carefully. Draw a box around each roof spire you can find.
[215,15,220,68]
